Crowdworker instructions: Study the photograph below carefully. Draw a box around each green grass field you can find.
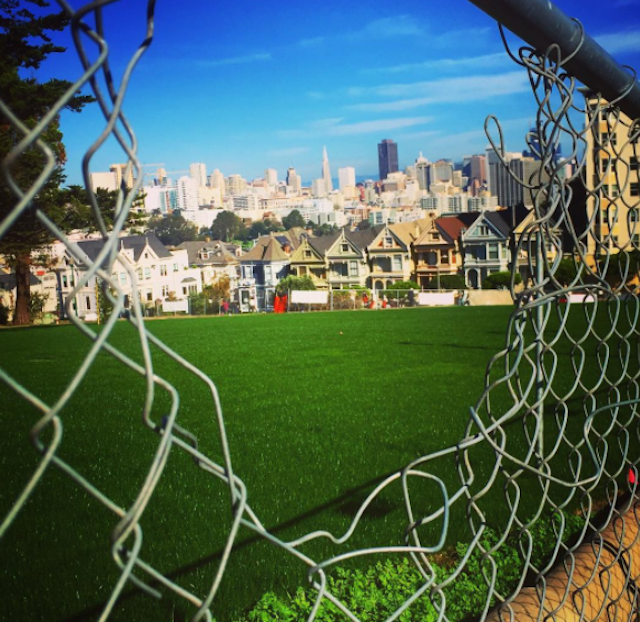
[0,305,636,621]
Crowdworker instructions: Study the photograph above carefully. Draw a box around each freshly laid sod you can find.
[0,305,636,621]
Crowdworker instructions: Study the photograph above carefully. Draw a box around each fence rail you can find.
[2,1,640,621]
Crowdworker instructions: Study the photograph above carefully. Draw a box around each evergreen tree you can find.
[0,0,93,324]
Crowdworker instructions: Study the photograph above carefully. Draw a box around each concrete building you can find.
[415,153,430,191]
[338,166,356,191]
[110,163,135,190]
[89,171,118,192]
[487,151,538,208]
[189,163,207,188]
[312,178,327,198]
[209,169,225,190]
[226,174,247,196]
[176,176,199,210]
[378,139,398,181]
[265,168,278,187]
[287,167,302,193]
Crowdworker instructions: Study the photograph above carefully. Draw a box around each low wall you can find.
[468,290,513,306]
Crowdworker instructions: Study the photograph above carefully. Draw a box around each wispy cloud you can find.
[363,52,509,75]
[432,27,492,47]
[196,52,272,68]
[346,72,530,112]
[278,116,433,139]
[306,91,325,100]
[595,29,640,54]
[349,15,425,40]
[298,36,325,48]
[266,147,310,157]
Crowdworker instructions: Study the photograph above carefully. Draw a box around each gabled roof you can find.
[175,240,239,266]
[241,236,290,262]
[435,216,470,244]
[484,211,513,238]
[75,232,172,264]
[308,231,341,256]
[0,272,40,290]
[388,217,432,246]
[345,226,383,251]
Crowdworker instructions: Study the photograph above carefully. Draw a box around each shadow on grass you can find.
[62,468,406,622]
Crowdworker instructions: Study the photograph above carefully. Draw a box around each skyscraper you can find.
[189,163,207,188]
[265,168,278,186]
[321,146,333,192]
[378,139,398,181]
[287,167,301,193]
[414,152,430,190]
[338,166,356,191]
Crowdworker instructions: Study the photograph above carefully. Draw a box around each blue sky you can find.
[32,0,640,185]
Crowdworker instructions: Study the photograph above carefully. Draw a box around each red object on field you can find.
[629,467,637,484]
[273,295,287,313]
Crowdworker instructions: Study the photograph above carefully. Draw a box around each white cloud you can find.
[363,52,508,75]
[346,72,530,112]
[299,36,325,47]
[349,15,424,40]
[266,147,310,157]
[278,116,433,139]
[196,52,272,67]
[595,30,640,54]
[433,27,492,47]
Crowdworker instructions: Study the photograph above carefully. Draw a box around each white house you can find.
[60,232,201,318]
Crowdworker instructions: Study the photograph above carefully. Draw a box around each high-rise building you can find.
[189,163,207,188]
[432,159,454,184]
[265,168,278,186]
[414,153,430,191]
[226,174,247,196]
[209,169,225,190]
[321,147,333,192]
[463,155,487,189]
[110,163,134,190]
[89,171,118,192]
[338,166,356,191]
[286,167,301,193]
[312,178,326,198]
[487,149,537,208]
[378,139,398,181]
[176,176,199,210]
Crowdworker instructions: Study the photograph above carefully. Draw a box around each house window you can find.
[392,255,402,271]
[182,287,187,295]
[349,261,358,276]
[631,182,639,197]
[299,266,308,276]
[144,252,148,259]
[162,285,169,297]
[440,250,449,264]
[265,266,273,281]
[144,267,151,280]
[173,263,179,272]
[62,274,68,288]
[452,250,457,264]
[384,236,393,248]
[189,285,197,294]
[86,296,91,310]
[488,243,499,260]
[160,265,167,276]
[146,290,153,302]
[478,225,489,236]
[341,243,349,253]
[304,249,312,258]
[119,272,126,285]
[630,209,640,223]
[601,132,617,146]
[136,268,142,281]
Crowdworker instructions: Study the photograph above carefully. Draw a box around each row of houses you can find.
[0,207,530,319]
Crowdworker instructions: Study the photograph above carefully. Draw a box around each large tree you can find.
[0,0,93,324]
[147,211,198,246]
[282,209,305,230]
[210,210,244,242]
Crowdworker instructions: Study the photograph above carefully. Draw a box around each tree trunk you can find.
[13,253,31,325]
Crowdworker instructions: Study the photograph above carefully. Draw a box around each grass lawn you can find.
[0,305,636,621]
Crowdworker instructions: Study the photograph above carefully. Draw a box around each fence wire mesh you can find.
[2,1,640,621]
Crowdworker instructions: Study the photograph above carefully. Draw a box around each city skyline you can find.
[33,0,640,186]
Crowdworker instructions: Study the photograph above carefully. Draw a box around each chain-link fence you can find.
[2,1,640,621]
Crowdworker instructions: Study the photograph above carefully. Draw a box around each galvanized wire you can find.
[2,2,640,621]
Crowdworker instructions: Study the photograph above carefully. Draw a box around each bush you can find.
[28,291,49,323]
[235,511,586,622]
[482,271,521,290]
[387,280,420,290]
[439,275,466,289]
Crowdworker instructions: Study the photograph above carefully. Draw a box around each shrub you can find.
[28,291,49,323]
[387,281,420,290]
[482,271,521,290]
[439,275,466,289]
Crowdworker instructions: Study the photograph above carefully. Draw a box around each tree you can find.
[147,212,198,246]
[210,210,244,242]
[282,209,306,230]
[312,223,338,237]
[482,271,522,290]
[0,1,94,324]
[387,280,420,289]
[275,275,315,296]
